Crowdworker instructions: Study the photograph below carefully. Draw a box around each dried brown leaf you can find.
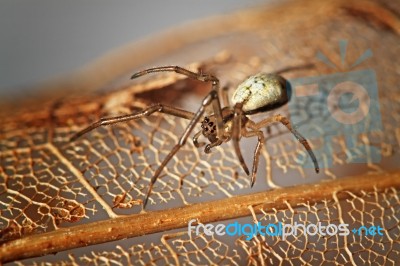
[1,0,400,264]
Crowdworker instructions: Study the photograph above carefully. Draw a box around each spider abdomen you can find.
[232,73,290,114]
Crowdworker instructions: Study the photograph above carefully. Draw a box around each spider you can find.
[71,66,319,208]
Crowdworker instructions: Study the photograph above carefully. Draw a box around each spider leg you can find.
[70,103,195,141]
[204,139,224,154]
[232,102,250,176]
[242,124,265,187]
[193,130,206,148]
[132,65,214,82]
[143,90,222,208]
[221,84,230,107]
[253,114,320,173]
[131,66,225,140]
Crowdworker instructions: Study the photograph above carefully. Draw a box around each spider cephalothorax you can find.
[71,66,319,208]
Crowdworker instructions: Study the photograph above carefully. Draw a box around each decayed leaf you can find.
[1,0,400,264]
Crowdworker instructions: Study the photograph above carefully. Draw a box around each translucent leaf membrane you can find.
[1,0,400,264]
[12,188,399,265]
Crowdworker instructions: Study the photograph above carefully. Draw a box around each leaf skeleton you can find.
[71,66,319,208]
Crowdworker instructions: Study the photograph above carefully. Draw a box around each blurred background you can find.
[0,0,267,96]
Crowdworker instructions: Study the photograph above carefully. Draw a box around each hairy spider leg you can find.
[254,114,320,173]
[243,121,265,187]
[131,66,225,140]
[232,102,250,176]
[143,90,223,208]
[70,103,195,141]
